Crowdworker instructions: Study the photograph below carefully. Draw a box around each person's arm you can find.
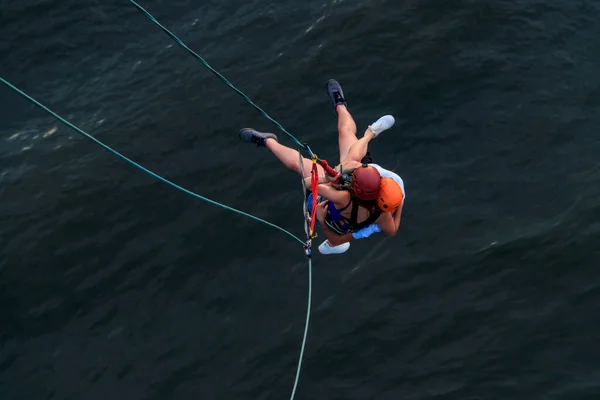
[392,203,403,231]
[315,201,355,246]
[303,161,361,188]
[378,204,403,236]
[303,173,328,187]
[351,223,382,240]
[313,184,356,212]
[348,204,403,240]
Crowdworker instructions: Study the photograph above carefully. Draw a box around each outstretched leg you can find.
[336,105,358,161]
[326,79,358,161]
[341,115,396,165]
[239,128,325,178]
[265,138,325,178]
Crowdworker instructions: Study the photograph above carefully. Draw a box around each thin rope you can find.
[0,76,304,246]
[290,256,312,400]
[294,147,314,400]
[2,74,313,400]
[128,0,308,152]
[300,148,311,239]
[127,4,318,392]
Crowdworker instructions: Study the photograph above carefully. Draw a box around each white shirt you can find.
[369,163,406,199]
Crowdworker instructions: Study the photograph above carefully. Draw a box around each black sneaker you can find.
[326,79,347,114]
[239,128,278,147]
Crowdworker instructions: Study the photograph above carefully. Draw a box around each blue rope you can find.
[0,76,305,246]
[128,0,309,153]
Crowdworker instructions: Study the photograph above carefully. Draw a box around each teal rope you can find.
[2,74,313,399]
[0,76,305,246]
[126,5,316,394]
[128,0,308,152]
[290,256,312,400]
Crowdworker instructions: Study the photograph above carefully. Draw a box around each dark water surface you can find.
[2,0,600,399]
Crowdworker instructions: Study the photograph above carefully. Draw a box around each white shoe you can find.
[318,240,350,255]
[368,115,395,137]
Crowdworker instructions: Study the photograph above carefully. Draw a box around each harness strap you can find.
[347,197,382,232]
[354,208,382,231]
[309,157,319,238]
[318,158,340,178]
[349,200,360,227]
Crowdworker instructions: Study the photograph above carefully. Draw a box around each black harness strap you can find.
[348,199,382,232]
[349,200,360,227]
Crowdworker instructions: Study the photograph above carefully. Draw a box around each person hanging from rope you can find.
[314,79,405,254]
[239,79,405,255]
[291,80,404,254]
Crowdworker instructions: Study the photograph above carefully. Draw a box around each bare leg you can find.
[340,115,395,165]
[336,104,358,162]
[265,138,325,178]
[341,128,376,165]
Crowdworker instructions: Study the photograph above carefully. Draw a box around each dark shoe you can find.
[326,79,347,115]
[239,128,278,147]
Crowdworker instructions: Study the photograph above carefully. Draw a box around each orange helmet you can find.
[377,177,403,211]
[351,165,381,200]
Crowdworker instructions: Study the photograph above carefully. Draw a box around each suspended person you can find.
[315,79,405,254]
[238,80,404,254]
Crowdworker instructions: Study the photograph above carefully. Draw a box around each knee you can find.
[338,123,356,136]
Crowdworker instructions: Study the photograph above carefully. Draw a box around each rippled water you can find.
[2,0,600,399]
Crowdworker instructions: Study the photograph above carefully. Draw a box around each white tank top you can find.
[369,163,406,200]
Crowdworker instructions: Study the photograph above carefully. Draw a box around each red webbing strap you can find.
[318,159,340,178]
[318,158,344,188]
[309,160,319,237]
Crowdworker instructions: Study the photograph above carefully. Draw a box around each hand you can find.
[316,200,329,223]
[329,176,343,189]
[325,172,341,187]
[325,172,338,182]
[326,171,348,189]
